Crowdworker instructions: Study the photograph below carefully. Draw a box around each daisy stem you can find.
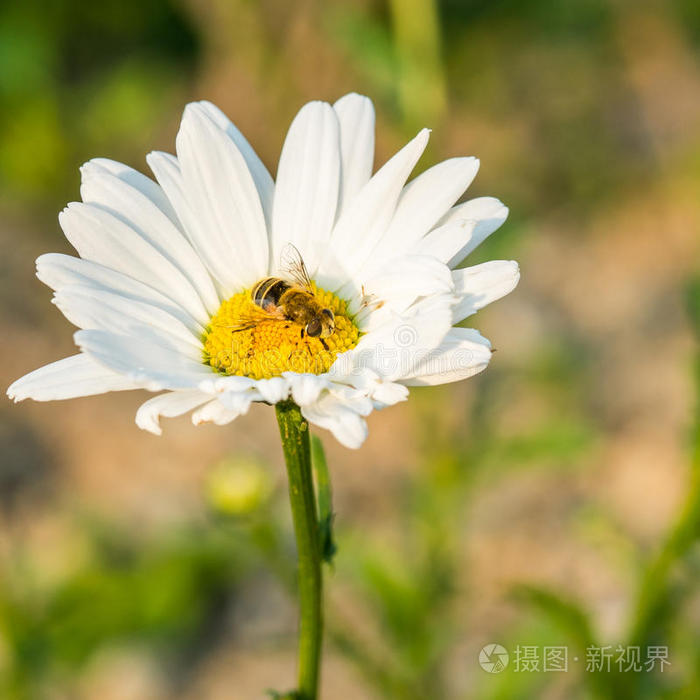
[276,400,323,700]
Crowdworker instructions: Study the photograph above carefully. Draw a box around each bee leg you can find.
[320,338,329,351]
[300,327,305,339]
[217,323,256,333]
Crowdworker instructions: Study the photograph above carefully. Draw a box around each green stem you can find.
[389,0,447,132]
[276,401,323,700]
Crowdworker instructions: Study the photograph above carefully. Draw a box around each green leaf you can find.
[311,435,337,565]
[511,584,597,651]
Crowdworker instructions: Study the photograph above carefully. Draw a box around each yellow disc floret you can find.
[203,283,360,379]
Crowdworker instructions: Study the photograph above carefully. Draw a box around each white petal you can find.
[75,330,213,391]
[371,381,409,407]
[53,287,202,358]
[7,354,138,402]
[146,150,231,301]
[59,203,209,324]
[217,389,260,413]
[373,157,479,259]
[36,254,202,334]
[326,382,374,416]
[350,254,454,319]
[271,101,340,274]
[197,374,256,395]
[401,328,492,386]
[87,157,180,226]
[284,372,328,406]
[301,394,368,449]
[175,103,269,292]
[412,219,477,266]
[333,93,375,214]
[452,261,520,323]
[80,159,220,314]
[196,100,274,228]
[326,365,408,409]
[436,197,509,266]
[253,376,290,404]
[318,129,430,289]
[135,390,213,435]
[192,394,254,427]
[350,294,454,381]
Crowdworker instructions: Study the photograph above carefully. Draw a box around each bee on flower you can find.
[7,93,519,448]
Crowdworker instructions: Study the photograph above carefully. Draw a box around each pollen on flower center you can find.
[202,283,360,380]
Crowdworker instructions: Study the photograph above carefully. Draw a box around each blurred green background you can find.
[1,0,699,698]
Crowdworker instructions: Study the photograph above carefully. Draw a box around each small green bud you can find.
[205,456,271,516]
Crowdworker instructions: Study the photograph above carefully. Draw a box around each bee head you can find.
[306,309,335,339]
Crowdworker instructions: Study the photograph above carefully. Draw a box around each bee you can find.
[229,244,335,349]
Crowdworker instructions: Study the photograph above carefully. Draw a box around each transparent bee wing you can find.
[212,306,288,333]
[212,310,265,333]
[280,243,313,290]
[211,317,257,333]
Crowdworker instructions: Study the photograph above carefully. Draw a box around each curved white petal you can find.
[326,364,409,409]
[284,372,328,406]
[59,202,209,325]
[80,159,220,314]
[326,384,374,417]
[175,103,269,292]
[7,354,138,402]
[36,253,202,334]
[53,286,202,358]
[193,393,255,427]
[436,197,509,266]
[372,157,479,260]
[301,394,369,449]
[318,129,430,289]
[147,149,233,302]
[75,330,213,391]
[86,157,180,226]
[136,390,213,435]
[370,381,409,407]
[349,294,454,381]
[452,261,520,323]
[349,254,454,319]
[197,374,256,395]
[217,389,261,413]
[401,328,492,386]
[253,376,290,404]
[412,219,476,266]
[334,93,375,215]
[196,100,274,228]
[271,101,340,275]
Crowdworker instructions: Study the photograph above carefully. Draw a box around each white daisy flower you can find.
[7,93,519,449]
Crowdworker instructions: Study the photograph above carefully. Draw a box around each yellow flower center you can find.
[202,283,360,379]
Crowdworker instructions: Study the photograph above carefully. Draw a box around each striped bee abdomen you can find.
[252,277,292,312]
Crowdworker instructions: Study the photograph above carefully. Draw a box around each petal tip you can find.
[7,375,33,402]
[334,92,373,108]
[136,417,163,436]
